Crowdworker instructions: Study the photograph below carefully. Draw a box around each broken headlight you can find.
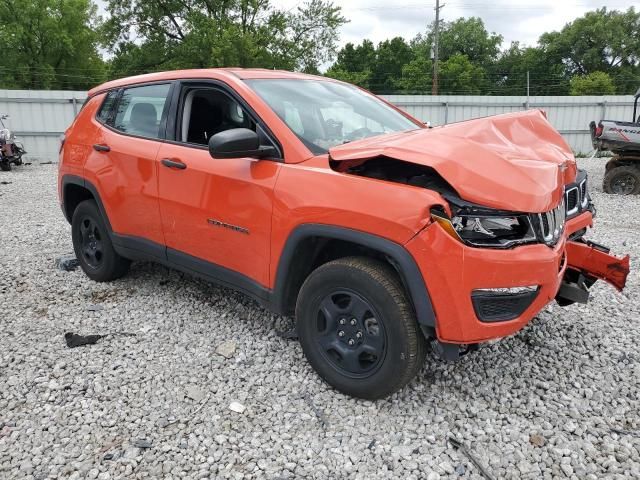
[431,202,537,249]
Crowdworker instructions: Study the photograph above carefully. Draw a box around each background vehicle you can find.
[58,69,629,399]
[0,114,26,171]
[590,87,640,195]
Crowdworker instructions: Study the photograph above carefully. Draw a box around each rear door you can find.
[156,82,281,289]
[85,83,173,248]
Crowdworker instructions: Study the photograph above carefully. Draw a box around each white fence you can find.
[0,89,636,162]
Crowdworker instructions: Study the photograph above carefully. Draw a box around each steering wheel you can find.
[346,127,373,141]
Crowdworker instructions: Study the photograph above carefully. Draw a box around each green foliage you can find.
[0,0,106,89]
[540,7,640,94]
[103,0,347,78]
[327,8,639,96]
[569,72,616,95]
[439,54,487,94]
[493,42,570,95]
[435,17,503,65]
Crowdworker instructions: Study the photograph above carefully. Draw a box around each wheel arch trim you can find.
[61,174,113,231]
[273,224,437,328]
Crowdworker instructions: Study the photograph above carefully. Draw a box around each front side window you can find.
[113,84,171,139]
[179,87,255,145]
[245,79,420,153]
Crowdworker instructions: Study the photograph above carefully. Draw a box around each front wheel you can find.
[296,257,427,399]
[0,161,11,171]
[603,165,640,195]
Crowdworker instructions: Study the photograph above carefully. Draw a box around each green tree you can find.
[569,71,616,95]
[0,0,105,89]
[492,42,570,95]
[439,54,487,94]
[325,40,376,88]
[369,37,414,93]
[103,0,346,77]
[540,7,640,94]
[435,17,502,65]
[399,57,432,94]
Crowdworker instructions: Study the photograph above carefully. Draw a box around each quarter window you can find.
[96,90,118,125]
[113,84,171,139]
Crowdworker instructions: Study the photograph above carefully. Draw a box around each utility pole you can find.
[432,0,444,95]
[526,70,530,108]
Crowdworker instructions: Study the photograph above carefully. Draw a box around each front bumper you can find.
[406,211,628,344]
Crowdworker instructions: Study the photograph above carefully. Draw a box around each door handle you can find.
[93,144,110,152]
[161,158,187,170]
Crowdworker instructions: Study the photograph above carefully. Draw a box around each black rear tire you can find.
[71,200,130,282]
[0,161,11,171]
[603,165,640,195]
[296,257,427,399]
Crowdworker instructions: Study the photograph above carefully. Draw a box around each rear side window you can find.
[96,90,118,124]
[113,84,171,139]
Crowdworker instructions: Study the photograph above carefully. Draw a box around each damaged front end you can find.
[558,239,630,305]
[329,109,630,351]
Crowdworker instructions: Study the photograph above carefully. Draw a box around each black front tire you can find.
[0,162,11,171]
[296,257,427,399]
[71,200,130,282]
[603,165,640,195]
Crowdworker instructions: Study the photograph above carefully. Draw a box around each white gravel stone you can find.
[0,160,639,479]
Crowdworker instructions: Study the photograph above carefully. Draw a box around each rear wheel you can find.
[603,165,640,195]
[72,200,130,282]
[0,161,11,171]
[296,257,426,399]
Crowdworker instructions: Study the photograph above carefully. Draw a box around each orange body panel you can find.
[156,143,280,287]
[58,68,629,348]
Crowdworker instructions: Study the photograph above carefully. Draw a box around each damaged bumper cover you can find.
[406,210,629,346]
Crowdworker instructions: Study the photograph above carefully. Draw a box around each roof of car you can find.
[88,68,333,97]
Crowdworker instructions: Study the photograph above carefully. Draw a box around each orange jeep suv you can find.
[58,69,629,399]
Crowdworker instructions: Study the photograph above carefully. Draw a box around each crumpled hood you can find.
[329,110,577,213]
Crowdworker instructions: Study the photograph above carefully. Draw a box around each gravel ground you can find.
[0,158,639,480]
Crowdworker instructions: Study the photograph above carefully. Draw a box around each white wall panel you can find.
[0,90,636,161]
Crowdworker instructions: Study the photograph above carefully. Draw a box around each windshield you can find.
[245,79,420,153]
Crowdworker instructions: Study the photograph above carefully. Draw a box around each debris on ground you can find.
[215,340,237,359]
[55,254,79,272]
[302,393,329,428]
[133,439,153,449]
[1,181,12,185]
[64,332,104,348]
[86,304,104,312]
[228,402,246,414]
[64,331,137,348]
[448,437,495,480]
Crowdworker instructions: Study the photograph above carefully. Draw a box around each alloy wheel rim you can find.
[79,217,104,268]
[314,289,386,378]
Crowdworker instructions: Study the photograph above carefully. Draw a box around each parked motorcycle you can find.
[0,114,26,171]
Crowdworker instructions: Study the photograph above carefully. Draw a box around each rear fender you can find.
[565,240,630,292]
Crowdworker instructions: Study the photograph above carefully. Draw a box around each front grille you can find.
[565,187,579,215]
[580,179,588,207]
[537,201,566,246]
[472,289,539,322]
[564,170,590,219]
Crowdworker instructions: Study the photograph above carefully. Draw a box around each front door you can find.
[157,85,281,289]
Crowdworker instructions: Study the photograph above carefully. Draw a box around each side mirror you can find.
[208,128,276,159]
